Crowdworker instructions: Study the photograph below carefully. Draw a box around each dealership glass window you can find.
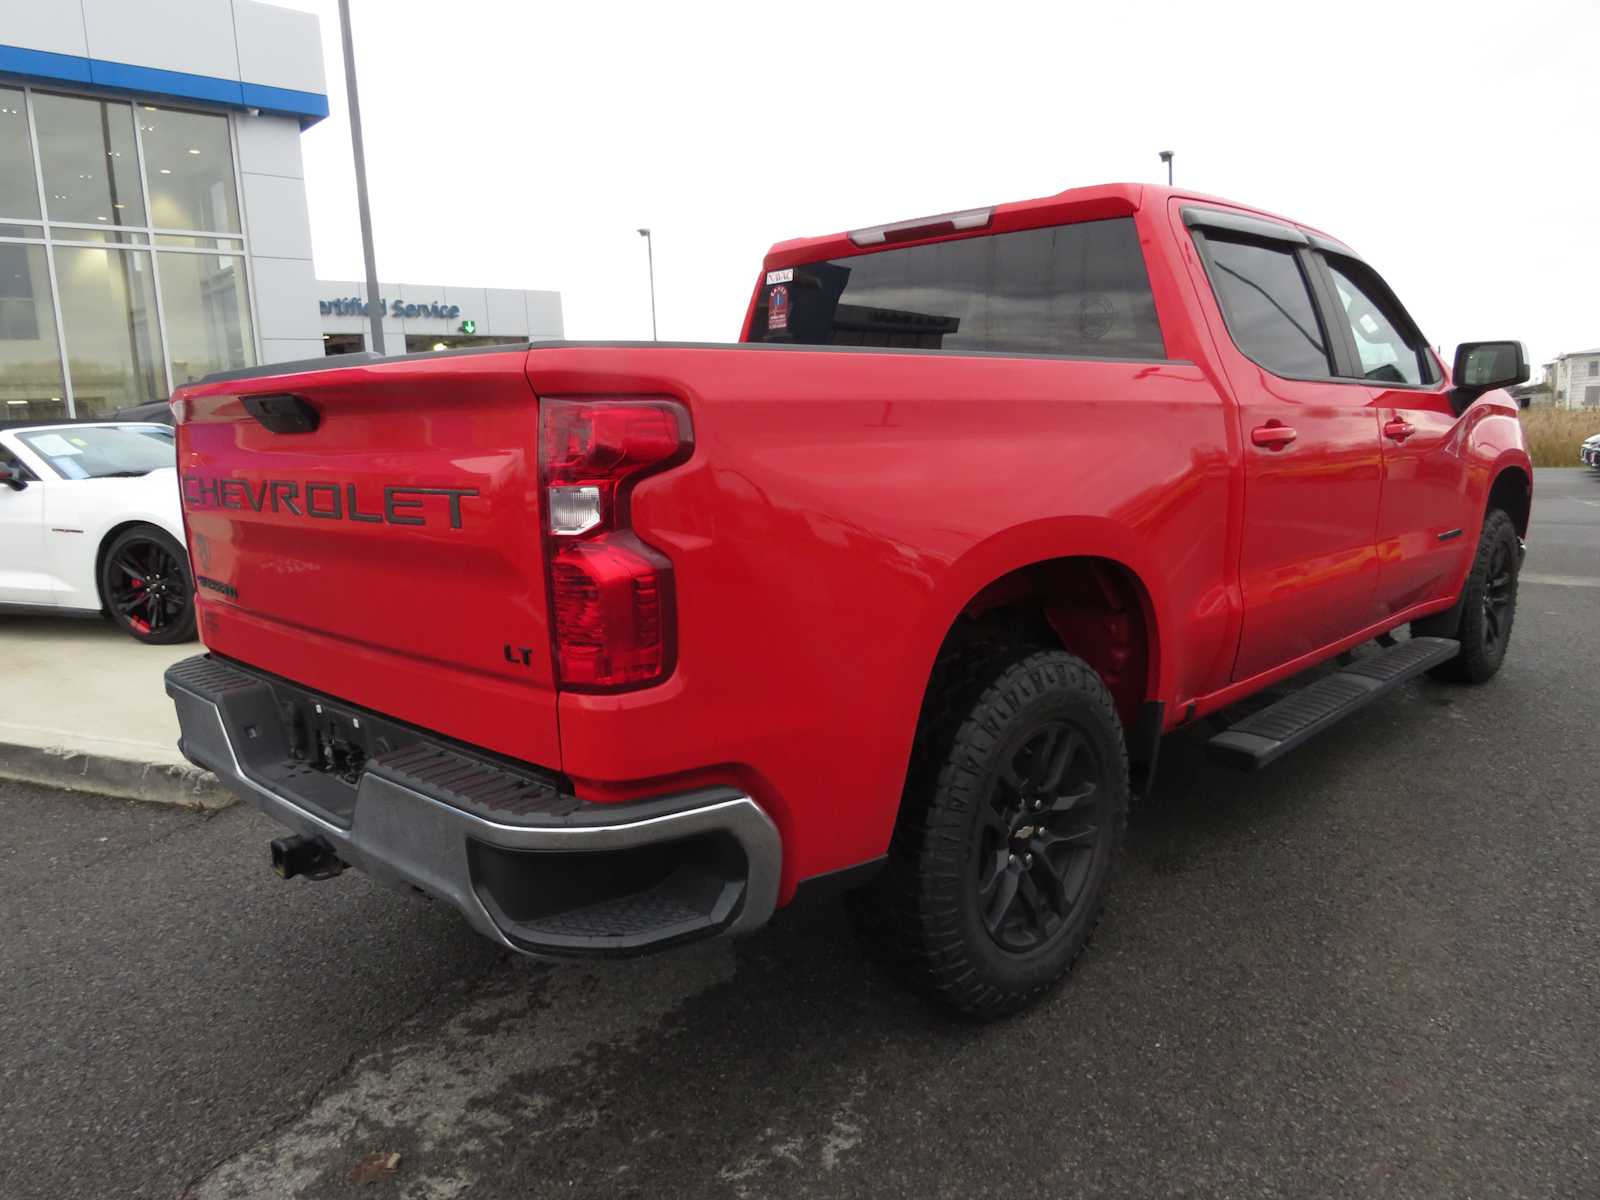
[0,88,41,220]
[32,92,147,227]
[54,245,166,414]
[0,241,68,421]
[139,106,240,233]
[0,85,257,415]
[50,228,148,245]
[156,234,242,249]
[158,251,256,386]
[0,84,261,416]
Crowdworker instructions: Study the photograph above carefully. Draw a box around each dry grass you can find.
[1520,408,1597,468]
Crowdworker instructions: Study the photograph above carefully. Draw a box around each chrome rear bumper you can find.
[165,654,781,957]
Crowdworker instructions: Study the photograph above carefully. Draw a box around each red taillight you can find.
[540,398,691,692]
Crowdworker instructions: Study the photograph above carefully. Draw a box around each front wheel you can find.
[1413,508,1520,684]
[853,648,1129,1019]
[99,525,197,645]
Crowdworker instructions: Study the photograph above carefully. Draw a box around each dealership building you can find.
[0,0,561,421]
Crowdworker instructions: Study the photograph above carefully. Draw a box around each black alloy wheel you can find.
[1480,534,1515,660]
[99,526,198,645]
[1415,507,1519,684]
[850,647,1129,1019]
[976,721,1108,952]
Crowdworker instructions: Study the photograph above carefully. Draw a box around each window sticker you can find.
[765,268,793,285]
[28,433,82,457]
[767,284,789,331]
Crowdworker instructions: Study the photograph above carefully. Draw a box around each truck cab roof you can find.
[763,182,1353,269]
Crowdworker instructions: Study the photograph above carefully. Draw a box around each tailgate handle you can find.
[242,393,320,435]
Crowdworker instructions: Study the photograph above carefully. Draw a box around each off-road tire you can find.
[1412,508,1519,684]
[851,648,1129,1020]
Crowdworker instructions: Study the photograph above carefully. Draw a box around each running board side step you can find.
[1208,637,1460,770]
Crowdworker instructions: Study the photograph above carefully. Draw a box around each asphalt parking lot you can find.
[3,468,1597,1200]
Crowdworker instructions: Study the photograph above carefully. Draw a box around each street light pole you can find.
[339,0,384,356]
[637,227,657,341]
[1158,149,1174,186]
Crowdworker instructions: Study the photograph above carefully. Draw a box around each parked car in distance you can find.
[165,182,1531,1018]
[110,400,176,427]
[0,421,196,644]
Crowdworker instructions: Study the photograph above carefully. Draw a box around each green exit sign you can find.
[460,319,477,335]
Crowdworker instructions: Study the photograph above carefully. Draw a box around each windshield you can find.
[17,425,175,480]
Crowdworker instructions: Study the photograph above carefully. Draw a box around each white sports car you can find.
[0,421,195,644]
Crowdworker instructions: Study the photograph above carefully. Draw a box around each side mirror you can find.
[0,465,27,491]
[1450,341,1529,415]
[1453,341,1529,392]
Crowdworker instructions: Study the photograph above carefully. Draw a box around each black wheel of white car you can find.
[1414,508,1519,684]
[99,525,197,645]
[854,647,1128,1020]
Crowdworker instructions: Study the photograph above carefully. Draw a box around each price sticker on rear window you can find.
[767,283,790,331]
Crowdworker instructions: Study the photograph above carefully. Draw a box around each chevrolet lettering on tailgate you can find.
[181,476,479,529]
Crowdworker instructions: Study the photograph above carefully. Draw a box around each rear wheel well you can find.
[1488,466,1530,537]
[901,556,1158,831]
[945,557,1154,727]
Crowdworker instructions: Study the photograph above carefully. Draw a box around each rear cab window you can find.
[748,217,1166,360]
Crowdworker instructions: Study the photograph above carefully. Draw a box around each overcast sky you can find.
[278,0,1598,368]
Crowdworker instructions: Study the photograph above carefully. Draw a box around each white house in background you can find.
[1545,348,1600,409]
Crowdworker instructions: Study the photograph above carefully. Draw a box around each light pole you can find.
[1158,149,1174,186]
[339,0,384,356]
[637,227,657,341]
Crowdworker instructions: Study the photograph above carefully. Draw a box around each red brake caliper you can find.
[129,575,150,634]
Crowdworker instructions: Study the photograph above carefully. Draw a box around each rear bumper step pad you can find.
[1208,637,1460,770]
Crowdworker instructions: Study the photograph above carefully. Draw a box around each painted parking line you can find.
[1521,573,1600,589]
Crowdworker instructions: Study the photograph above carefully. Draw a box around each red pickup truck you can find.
[165,183,1532,1018]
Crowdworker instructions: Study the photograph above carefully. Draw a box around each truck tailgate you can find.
[175,350,561,770]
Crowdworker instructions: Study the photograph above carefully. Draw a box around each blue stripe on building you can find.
[0,43,327,125]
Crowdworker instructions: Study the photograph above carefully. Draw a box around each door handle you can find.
[1251,422,1297,450]
[1383,418,1416,443]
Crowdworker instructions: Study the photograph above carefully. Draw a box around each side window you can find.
[1322,257,1432,386]
[1201,235,1331,378]
[0,446,33,479]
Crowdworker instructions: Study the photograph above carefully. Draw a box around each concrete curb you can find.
[0,741,236,810]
